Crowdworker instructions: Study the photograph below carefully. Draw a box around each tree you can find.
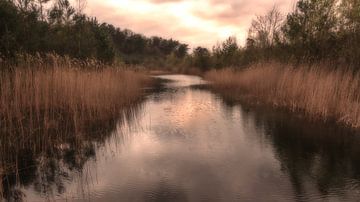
[37,0,50,21]
[339,0,360,31]
[338,0,360,67]
[248,6,284,48]
[212,36,239,68]
[0,0,20,56]
[75,0,87,14]
[48,0,75,25]
[0,0,189,66]
[193,47,211,71]
[282,0,338,60]
[174,44,188,58]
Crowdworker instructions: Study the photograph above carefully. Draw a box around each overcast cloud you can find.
[81,0,295,48]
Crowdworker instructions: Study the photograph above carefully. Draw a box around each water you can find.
[5,75,360,201]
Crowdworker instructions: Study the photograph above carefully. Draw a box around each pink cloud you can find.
[83,0,295,48]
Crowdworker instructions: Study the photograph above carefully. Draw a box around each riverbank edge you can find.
[203,64,360,131]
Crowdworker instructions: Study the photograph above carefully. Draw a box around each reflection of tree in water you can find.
[0,105,142,201]
[144,181,188,202]
[245,107,360,198]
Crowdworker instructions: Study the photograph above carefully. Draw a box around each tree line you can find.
[190,0,360,71]
[0,0,189,66]
[1,0,359,70]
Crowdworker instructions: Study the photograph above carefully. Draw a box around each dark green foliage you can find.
[192,47,211,71]
[2,0,360,70]
[189,0,360,71]
[0,0,20,57]
[282,0,338,62]
[175,44,189,58]
[0,0,189,65]
[212,37,240,68]
[338,0,360,67]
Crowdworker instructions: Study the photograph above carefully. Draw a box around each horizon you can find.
[80,0,295,48]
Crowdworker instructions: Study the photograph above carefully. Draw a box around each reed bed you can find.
[0,67,147,127]
[0,55,151,188]
[205,63,360,128]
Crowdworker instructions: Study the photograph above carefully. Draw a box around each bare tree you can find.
[15,0,33,11]
[248,6,284,48]
[48,0,75,25]
[38,0,50,21]
[75,0,87,14]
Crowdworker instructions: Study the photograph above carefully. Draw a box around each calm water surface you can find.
[18,75,360,201]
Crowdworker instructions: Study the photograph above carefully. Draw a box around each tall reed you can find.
[205,63,360,128]
[0,54,151,179]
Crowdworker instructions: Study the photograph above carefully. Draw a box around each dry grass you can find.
[0,67,147,126]
[0,54,151,180]
[205,63,360,128]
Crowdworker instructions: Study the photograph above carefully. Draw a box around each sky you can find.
[82,0,296,48]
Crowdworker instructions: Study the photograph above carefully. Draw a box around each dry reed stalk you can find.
[0,54,156,200]
[0,53,151,156]
[205,63,360,128]
[0,165,2,199]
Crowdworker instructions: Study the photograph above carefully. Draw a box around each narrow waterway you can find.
[17,75,360,201]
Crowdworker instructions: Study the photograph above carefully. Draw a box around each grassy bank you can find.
[205,63,360,129]
[0,55,151,199]
[0,57,150,136]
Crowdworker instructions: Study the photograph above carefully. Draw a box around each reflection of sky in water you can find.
[23,75,360,201]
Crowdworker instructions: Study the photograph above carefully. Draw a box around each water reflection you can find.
[0,106,142,201]
[252,109,360,200]
[3,75,360,201]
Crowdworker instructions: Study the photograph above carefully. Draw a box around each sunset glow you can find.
[83,0,294,48]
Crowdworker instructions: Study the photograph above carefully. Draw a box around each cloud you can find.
[147,0,183,3]
[83,0,294,48]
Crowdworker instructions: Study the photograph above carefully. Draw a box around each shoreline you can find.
[204,63,360,131]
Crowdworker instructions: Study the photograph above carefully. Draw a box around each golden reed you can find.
[0,54,151,176]
[205,63,360,128]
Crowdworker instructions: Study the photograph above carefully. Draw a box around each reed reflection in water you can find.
[3,75,360,201]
